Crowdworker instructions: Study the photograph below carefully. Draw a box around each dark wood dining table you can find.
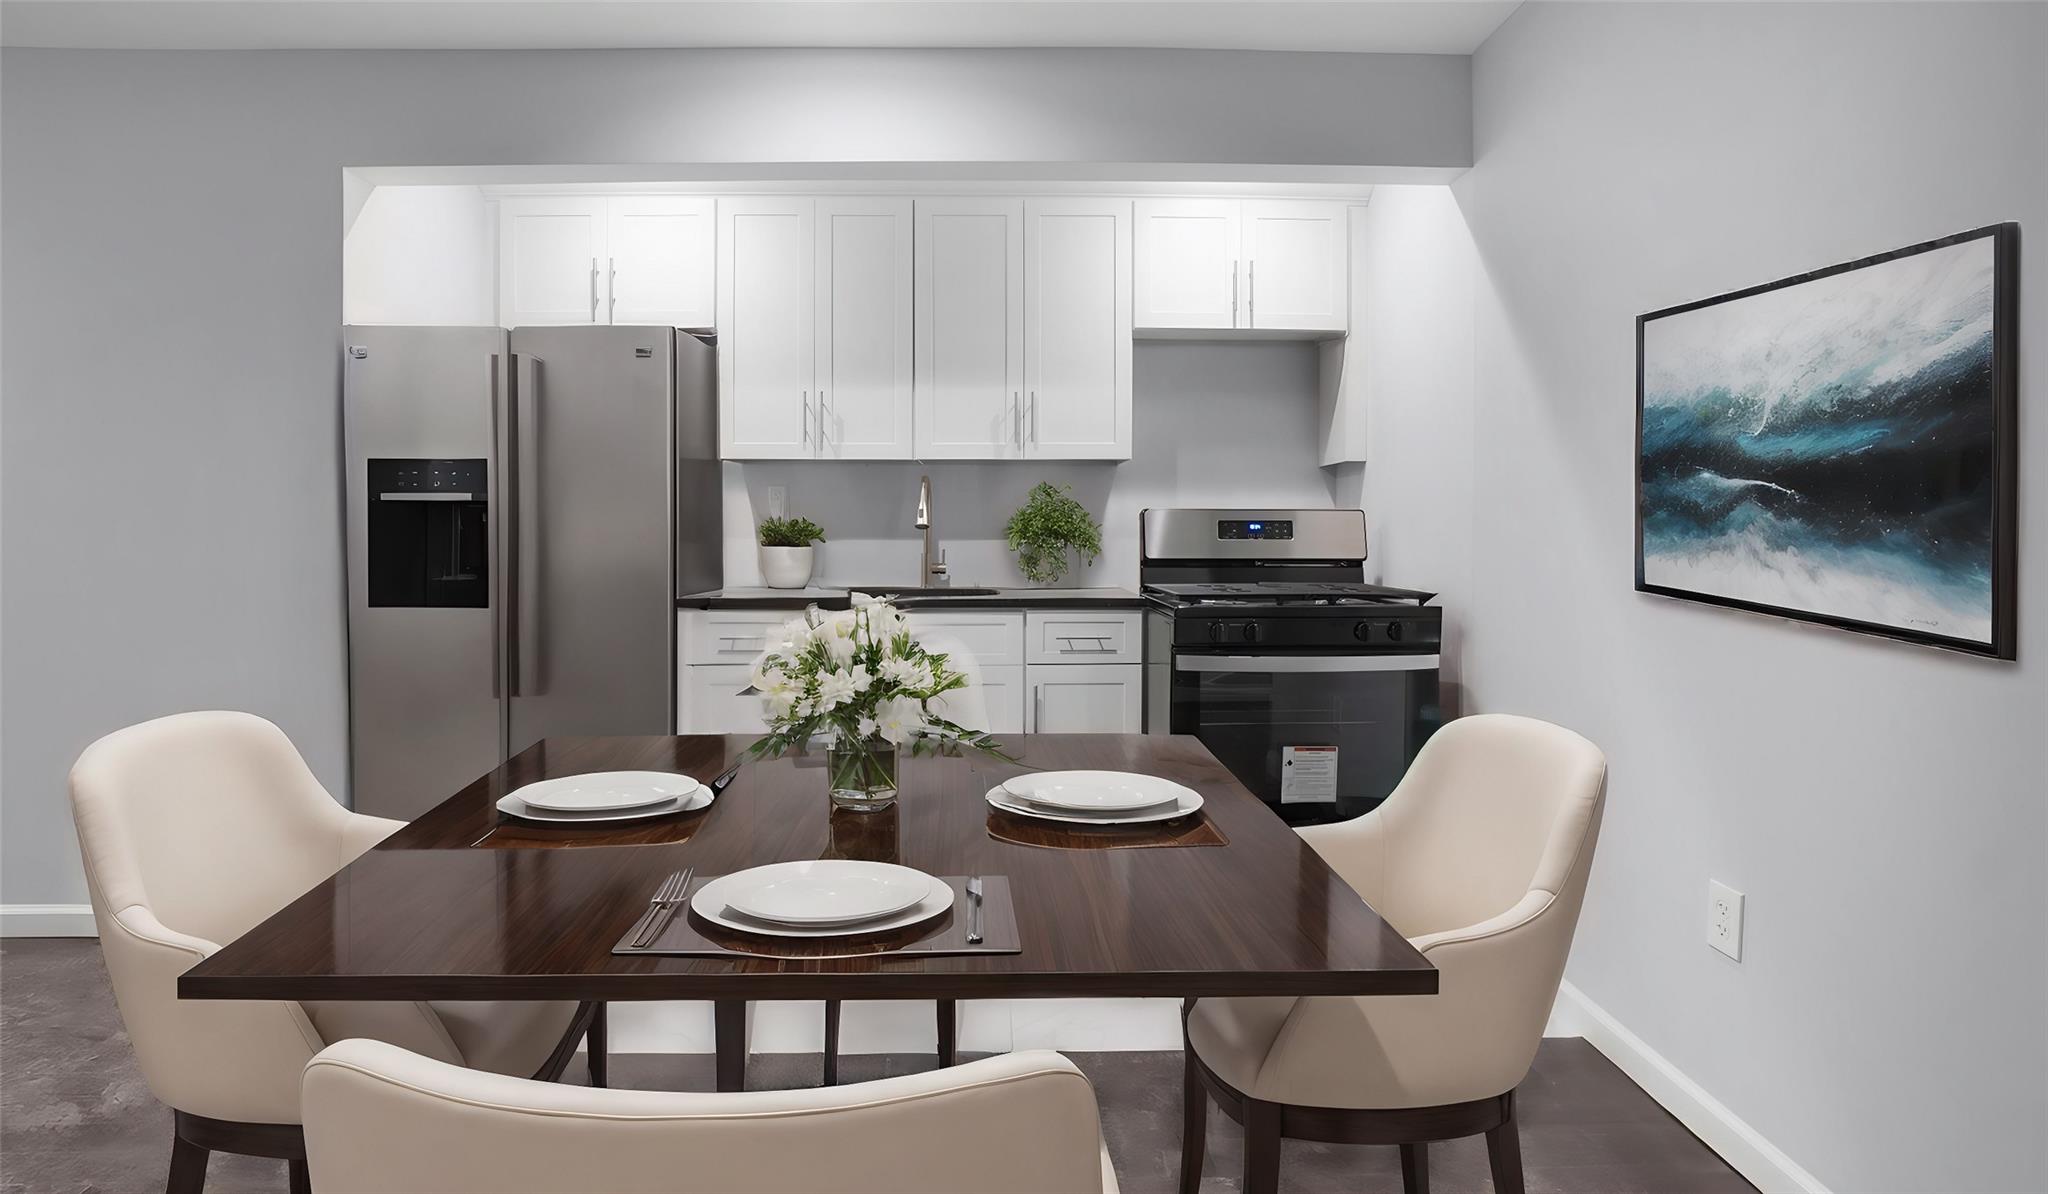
[181,733,1435,1091]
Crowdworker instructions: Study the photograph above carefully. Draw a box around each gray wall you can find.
[0,47,1469,909]
[1455,4,2048,1190]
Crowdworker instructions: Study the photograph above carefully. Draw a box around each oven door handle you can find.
[1176,654,1439,673]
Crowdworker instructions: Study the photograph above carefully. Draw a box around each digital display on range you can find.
[1217,519,1293,540]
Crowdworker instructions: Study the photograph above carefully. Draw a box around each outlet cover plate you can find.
[1708,879,1744,961]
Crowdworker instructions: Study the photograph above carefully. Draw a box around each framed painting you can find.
[1636,222,2018,659]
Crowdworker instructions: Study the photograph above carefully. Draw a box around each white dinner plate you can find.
[496,784,712,825]
[691,870,955,938]
[1002,770,1194,813]
[985,784,1204,826]
[512,771,702,813]
[715,860,936,926]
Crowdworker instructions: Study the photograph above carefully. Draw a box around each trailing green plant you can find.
[758,515,826,548]
[1005,482,1102,585]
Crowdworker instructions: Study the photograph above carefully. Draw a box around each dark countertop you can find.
[678,585,1147,611]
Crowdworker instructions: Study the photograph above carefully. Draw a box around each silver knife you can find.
[965,875,984,945]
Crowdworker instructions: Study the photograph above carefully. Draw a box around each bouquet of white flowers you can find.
[744,593,1009,809]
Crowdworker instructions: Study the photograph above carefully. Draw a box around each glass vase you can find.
[825,737,899,812]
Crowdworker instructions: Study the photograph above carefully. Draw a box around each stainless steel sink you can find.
[859,586,1002,599]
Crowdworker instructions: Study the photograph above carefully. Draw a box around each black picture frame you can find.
[1635,222,2019,660]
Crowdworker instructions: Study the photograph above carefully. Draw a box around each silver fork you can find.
[965,875,985,945]
[627,869,691,949]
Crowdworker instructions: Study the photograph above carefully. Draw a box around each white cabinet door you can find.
[682,664,770,734]
[1027,664,1144,733]
[608,196,715,328]
[815,198,914,460]
[718,197,816,459]
[1243,200,1347,333]
[1023,199,1131,460]
[499,197,606,326]
[977,665,1027,735]
[915,198,1025,460]
[1133,198,1239,330]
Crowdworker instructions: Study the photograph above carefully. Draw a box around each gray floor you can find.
[2,939,1753,1193]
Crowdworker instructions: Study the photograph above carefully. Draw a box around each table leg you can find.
[714,1000,748,1092]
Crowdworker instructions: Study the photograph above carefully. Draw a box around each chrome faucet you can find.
[915,474,948,587]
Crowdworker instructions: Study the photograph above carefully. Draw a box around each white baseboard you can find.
[1552,981,1828,1194]
[1,904,97,937]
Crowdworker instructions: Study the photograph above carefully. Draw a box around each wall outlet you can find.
[764,486,787,519]
[1707,880,1744,961]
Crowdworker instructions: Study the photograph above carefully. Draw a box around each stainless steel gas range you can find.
[1141,508,1443,826]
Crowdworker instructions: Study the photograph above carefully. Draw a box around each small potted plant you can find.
[747,594,1010,812]
[1005,482,1103,586]
[757,515,825,589]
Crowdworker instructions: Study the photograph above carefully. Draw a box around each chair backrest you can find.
[304,1040,1111,1194]
[70,710,351,946]
[1319,713,1607,940]
[919,631,993,734]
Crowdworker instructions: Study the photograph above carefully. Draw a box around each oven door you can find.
[1169,651,1441,825]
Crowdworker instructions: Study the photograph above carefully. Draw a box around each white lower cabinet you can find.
[681,663,770,735]
[976,665,1027,735]
[1026,663,1144,733]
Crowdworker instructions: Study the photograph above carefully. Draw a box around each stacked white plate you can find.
[691,860,954,938]
[497,771,709,824]
[985,770,1203,826]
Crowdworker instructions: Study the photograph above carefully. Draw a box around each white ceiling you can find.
[0,0,1521,53]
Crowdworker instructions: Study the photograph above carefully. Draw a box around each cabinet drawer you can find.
[681,664,770,735]
[683,611,793,663]
[1025,610,1141,665]
[903,611,1025,669]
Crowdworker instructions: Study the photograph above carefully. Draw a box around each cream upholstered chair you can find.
[822,630,987,1082]
[303,1038,1118,1193]
[1181,713,1608,1194]
[69,710,599,1194]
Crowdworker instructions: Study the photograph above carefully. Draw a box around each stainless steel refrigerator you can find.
[343,325,720,819]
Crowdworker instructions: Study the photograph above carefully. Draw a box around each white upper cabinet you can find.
[499,195,716,328]
[1241,200,1347,333]
[499,197,607,326]
[1134,198,1347,336]
[1023,199,1132,460]
[607,197,715,328]
[717,197,815,459]
[1134,198,1239,330]
[915,198,1025,460]
[814,198,915,460]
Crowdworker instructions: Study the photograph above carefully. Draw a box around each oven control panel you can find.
[1173,611,1441,651]
[1216,518,1294,541]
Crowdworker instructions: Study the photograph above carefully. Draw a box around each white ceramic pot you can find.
[759,544,816,589]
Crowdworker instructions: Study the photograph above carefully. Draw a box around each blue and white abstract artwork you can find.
[1638,227,2015,656]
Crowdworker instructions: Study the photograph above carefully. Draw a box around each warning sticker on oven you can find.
[1280,746,1338,803]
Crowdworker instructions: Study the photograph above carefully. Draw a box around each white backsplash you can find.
[721,340,1342,590]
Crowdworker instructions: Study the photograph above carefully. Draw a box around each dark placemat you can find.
[613,875,1020,960]
[984,803,1228,850]
[469,803,714,850]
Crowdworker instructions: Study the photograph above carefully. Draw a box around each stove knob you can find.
[1352,621,1373,642]
[1207,622,1227,644]
[1385,621,1405,642]
[1242,623,1263,644]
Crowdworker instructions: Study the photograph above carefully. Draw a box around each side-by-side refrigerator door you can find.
[505,327,676,755]
[343,326,509,819]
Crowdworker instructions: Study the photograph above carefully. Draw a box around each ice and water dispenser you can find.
[365,458,488,608]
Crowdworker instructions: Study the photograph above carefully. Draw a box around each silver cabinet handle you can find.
[1232,259,1239,326]
[589,257,599,322]
[801,390,811,450]
[1012,391,1022,452]
[818,389,830,453]
[607,256,616,321]
[488,351,502,700]
[1030,391,1039,448]
[1033,684,1045,733]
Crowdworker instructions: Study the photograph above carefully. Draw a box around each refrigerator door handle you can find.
[489,351,503,700]
[512,353,547,697]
